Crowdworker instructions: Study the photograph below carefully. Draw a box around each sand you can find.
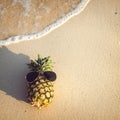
[0,0,120,120]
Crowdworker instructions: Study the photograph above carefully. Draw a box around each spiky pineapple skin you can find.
[27,75,54,108]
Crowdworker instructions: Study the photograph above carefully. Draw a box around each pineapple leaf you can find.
[27,54,54,73]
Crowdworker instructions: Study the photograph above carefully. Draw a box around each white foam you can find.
[0,0,90,45]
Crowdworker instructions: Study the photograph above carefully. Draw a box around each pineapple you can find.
[26,55,57,109]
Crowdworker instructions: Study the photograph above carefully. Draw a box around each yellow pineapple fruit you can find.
[26,55,56,109]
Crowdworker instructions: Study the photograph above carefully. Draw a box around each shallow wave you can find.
[0,0,90,45]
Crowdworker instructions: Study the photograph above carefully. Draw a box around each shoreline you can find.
[0,0,90,45]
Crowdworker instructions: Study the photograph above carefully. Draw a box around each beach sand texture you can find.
[0,0,120,120]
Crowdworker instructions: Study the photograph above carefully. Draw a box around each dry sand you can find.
[0,0,120,120]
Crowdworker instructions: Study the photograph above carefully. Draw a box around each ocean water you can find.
[0,0,89,45]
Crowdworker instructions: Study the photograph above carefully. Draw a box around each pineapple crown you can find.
[27,54,54,74]
[26,54,57,82]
